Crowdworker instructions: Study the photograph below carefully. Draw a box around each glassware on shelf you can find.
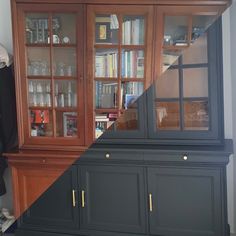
[53,48,76,77]
[54,80,77,108]
[25,14,49,44]
[28,80,51,107]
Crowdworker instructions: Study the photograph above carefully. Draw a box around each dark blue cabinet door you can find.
[21,166,79,232]
[79,165,147,234]
[147,167,224,236]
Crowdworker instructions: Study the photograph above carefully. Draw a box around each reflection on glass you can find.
[162,49,181,72]
[192,15,216,42]
[183,34,208,64]
[28,80,51,107]
[54,80,77,108]
[183,68,208,98]
[95,112,115,138]
[115,109,138,130]
[95,49,118,77]
[122,82,143,109]
[184,101,209,130]
[95,14,119,44]
[164,16,188,46]
[156,102,180,130]
[56,111,78,137]
[122,15,145,45]
[121,50,144,78]
[156,69,179,98]
[95,82,118,108]
[27,48,50,76]
[25,13,49,44]
[52,14,76,44]
[53,48,76,76]
[30,109,53,137]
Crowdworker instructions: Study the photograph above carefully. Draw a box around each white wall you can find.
[0,0,235,232]
[0,0,13,212]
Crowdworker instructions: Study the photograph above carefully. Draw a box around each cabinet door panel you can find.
[148,167,223,236]
[21,166,79,231]
[80,165,147,234]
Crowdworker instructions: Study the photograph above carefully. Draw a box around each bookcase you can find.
[6,0,230,219]
[87,5,154,139]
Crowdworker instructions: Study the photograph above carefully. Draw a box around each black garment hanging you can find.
[0,65,18,196]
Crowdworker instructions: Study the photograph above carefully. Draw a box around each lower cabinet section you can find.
[148,168,223,236]
[15,150,229,236]
[80,165,147,234]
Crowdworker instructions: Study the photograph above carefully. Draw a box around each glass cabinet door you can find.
[19,5,85,146]
[148,18,223,144]
[87,6,153,140]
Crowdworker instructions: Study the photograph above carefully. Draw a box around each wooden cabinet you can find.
[148,167,224,236]
[20,166,79,231]
[6,0,231,227]
[79,165,146,234]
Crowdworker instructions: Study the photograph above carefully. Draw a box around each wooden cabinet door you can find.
[147,167,224,236]
[21,166,79,232]
[79,165,147,234]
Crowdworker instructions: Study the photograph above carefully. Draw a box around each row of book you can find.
[121,50,144,78]
[95,52,118,77]
[95,81,143,109]
[122,18,145,45]
[95,50,144,78]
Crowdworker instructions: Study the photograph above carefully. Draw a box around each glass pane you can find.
[183,68,208,98]
[121,50,144,78]
[95,49,118,78]
[53,48,76,76]
[156,69,179,98]
[25,13,49,44]
[95,113,114,138]
[183,33,208,64]
[156,102,180,130]
[184,101,209,130]
[162,49,181,72]
[28,80,51,107]
[56,111,78,137]
[95,14,119,44]
[30,109,53,137]
[95,81,118,108]
[164,16,188,46]
[54,80,77,108]
[115,109,138,130]
[27,48,50,76]
[122,15,145,45]
[192,15,216,42]
[122,82,143,109]
[52,14,76,44]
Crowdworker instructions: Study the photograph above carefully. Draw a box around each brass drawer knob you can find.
[182,155,188,161]
[105,153,110,159]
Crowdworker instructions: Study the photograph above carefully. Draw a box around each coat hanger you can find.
[0,44,13,69]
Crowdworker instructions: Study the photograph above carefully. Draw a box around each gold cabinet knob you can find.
[105,153,110,159]
[42,159,46,163]
[182,155,188,161]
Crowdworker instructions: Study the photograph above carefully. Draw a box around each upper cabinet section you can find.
[87,5,153,140]
[11,0,229,149]
[15,4,86,149]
